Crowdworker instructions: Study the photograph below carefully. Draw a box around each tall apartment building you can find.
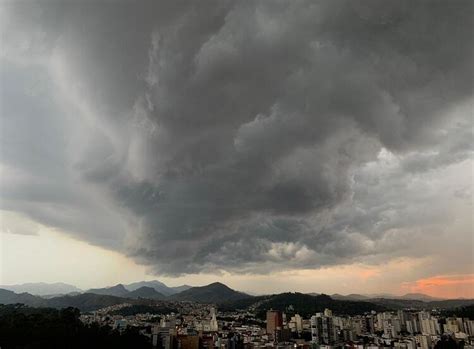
[311,312,335,345]
[266,310,283,335]
[209,307,218,332]
[289,314,303,333]
[420,318,440,335]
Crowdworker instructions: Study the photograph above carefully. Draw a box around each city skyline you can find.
[1,1,473,299]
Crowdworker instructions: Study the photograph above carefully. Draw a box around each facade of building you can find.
[311,312,334,345]
[266,310,283,335]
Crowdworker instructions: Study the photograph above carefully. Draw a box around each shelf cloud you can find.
[1,0,472,276]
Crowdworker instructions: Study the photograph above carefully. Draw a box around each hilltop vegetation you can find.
[258,293,386,316]
[441,305,474,320]
[0,304,151,349]
[226,293,386,318]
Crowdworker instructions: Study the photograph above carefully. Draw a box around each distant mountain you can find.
[0,288,45,307]
[329,293,442,302]
[0,288,159,311]
[171,282,250,303]
[363,297,474,310]
[124,280,188,296]
[2,286,473,313]
[329,293,344,299]
[86,284,130,297]
[0,282,82,296]
[127,286,165,300]
[45,293,133,311]
[365,293,442,301]
[171,285,192,293]
[41,292,82,299]
[331,294,369,301]
[399,293,442,301]
[368,293,397,299]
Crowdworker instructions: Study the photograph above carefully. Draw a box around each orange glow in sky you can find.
[401,274,474,299]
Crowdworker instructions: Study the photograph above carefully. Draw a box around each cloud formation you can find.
[1,0,472,276]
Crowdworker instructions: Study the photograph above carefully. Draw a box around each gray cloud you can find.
[0,60,129,249]
[1,0,472,276]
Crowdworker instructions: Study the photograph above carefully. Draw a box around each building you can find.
[464,319,474,336]
[397,310,407,332]
[383,319,397,338]
[210,307,219,332]
[416,335,432,349]
[266,310,283,335]
[406,320,416,335]
[290,314,303,333]
[175,334,199,349]
[311,312,335,345]
[365,315,375,334]
[420,318,440,335]
[444,317,459,333]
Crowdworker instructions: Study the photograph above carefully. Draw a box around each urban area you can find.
[79,302,474,349]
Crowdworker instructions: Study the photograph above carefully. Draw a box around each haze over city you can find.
[0,0,473,300]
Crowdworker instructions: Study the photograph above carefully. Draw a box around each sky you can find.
[0,0,473,298]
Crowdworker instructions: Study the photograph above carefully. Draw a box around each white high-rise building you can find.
[464,320,474,336]
[210,307,218,332]
[455,317,465,333]
[406,320,416,335]
[420,318,440,335]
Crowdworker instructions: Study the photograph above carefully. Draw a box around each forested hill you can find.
[220,293,386,317]
[0,304,152,348]
[220,292,474,317]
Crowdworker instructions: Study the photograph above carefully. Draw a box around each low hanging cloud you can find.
[1,0,472,276]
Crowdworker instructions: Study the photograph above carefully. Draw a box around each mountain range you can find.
[330,293,443,302]
[84,282,192,299]
[124,280,191,296]
[83,282,246,303]
[86,284,131,297]
[0,281,192,298]
[1,282,473,313]
[1,281,451,301]
[0,282,82,296]
[0,282,249,311]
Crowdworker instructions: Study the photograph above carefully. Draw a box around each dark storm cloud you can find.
[0,61,128,248]
[1,1,472,274]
